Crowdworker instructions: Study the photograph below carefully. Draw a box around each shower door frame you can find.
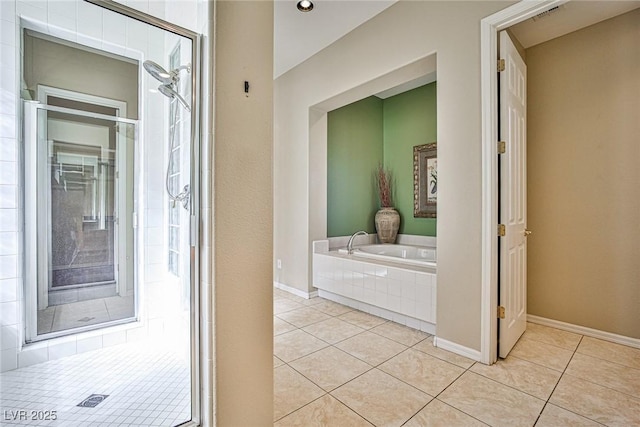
[24,101,140,341]
[85,2,203,425]
[35,85,130,307]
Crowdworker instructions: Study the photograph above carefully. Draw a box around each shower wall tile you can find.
[125,18,148,53]
[0,232,17,256]
[47,0,76,20]
[0,82,17,115]
[1,18,16,46]
[18,344,48,368]
[0,278,17,303]
[77,0,102,39]
[0,209,17,232]
[126,325,148,343]
[0,139,16,162]
[0,115,17,140]
[0,301,18,326]
[76,32,102,51]
[147,39,165,64]
[146,174,164,193]
[0,161,16,185]
[76,335,102,354]
[146,208,163,228]
[103,330,127,347]
[1,348,17,372]
[102,9,126,46]
[16,1,48,23]
[0,0,16,23]
[102,40,126,58]
[146,226,163,246]
[48,339,77,360]
[0,255,17,280]
[48,10,77,34]
[146,190,164,210]
[147,244,163,265]
[165,0,197,33]
[145,263,165,283]
[124,0,149,14]
[0,325,18,350]
[147,0,165,20]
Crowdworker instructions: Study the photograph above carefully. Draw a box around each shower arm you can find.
[168,63,192,85]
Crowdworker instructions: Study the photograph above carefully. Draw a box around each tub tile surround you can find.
[313,237,436,334]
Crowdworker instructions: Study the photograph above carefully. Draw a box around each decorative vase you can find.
[375,207,400,243]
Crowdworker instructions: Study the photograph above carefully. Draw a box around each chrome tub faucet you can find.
[347,230,368,254]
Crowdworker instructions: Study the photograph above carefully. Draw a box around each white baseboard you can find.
[527,314,640,350]
[434,337,482,362]
[274,281,318,300]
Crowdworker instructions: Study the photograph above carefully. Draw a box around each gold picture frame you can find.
[413,142,437,218]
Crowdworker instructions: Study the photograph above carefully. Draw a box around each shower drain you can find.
[77,394,109,408]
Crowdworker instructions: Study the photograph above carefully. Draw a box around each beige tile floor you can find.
[273,288,640,426]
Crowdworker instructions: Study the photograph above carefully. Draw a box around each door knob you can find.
[524,229,532,237]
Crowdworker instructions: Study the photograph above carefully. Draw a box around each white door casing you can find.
[499,31,527,358]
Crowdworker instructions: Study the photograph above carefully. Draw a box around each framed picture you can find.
[413,142,437,218]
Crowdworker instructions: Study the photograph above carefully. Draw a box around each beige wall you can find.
[213,1,274,424]
[23,33,139,119]
[274,1,513,352]
[526,9,640,339]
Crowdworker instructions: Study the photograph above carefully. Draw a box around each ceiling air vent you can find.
[532,5,563,22]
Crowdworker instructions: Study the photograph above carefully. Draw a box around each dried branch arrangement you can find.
[376,164,393,208]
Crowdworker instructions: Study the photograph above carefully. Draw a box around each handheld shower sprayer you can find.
[143,59,192,209]
[143,60,192,111]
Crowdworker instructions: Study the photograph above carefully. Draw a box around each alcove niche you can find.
[308,53,437,242]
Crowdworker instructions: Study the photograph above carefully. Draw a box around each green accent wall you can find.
[327,82,437,237]
[327,96,383,237]
[383,83,437,235]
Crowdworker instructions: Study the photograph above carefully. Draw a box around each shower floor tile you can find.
[0,339,190,426]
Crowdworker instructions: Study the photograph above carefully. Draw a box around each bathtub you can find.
[313,239,437,334]
[339,244,436,268]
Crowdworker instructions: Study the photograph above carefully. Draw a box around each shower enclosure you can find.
[20,4,199,355]
[0,0,202,423]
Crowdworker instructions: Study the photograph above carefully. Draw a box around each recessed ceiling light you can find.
[297,0,313,12]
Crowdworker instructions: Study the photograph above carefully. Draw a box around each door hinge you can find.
[498,224,506,237]
[498,306,506,319]
[498,141,506,154]
[498,59,505,72]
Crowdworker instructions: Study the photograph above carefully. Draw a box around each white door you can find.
[499,31,528,358]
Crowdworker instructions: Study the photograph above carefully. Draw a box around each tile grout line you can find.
[276,305,433,425]
[276,295,638,426]
[532,334,586,426]
[418,356,490,426]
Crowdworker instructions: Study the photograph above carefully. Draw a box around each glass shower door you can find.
[24,101,138,341]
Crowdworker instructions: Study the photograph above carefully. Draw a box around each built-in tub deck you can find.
[313,240,437,334]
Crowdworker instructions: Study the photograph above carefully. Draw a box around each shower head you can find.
[143,60,192,85]
[158,84,191,112]
[144,60,173,85]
